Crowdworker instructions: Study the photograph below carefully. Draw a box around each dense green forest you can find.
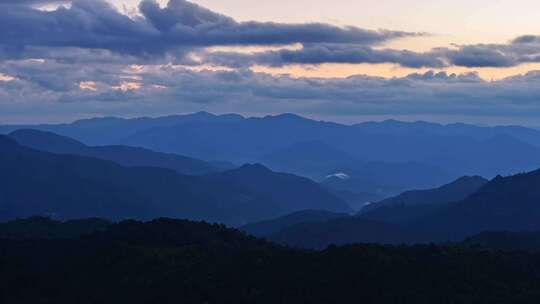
[2,218,540,303]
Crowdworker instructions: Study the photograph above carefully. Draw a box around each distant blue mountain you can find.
[208,164,352,214]
[412,168,540,241]
[260,140,360,178]
[0,136,347,225]
[271,167,540,247]
[3,112,540,178]
[359,176,489,224]
[0,111,244,146]
[9,129,221,176]
[321,161,453,197]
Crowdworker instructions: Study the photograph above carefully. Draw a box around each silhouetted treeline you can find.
[2,218,540,303]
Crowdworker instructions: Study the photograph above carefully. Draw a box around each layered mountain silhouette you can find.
[269,167,540,247]
[241,210,349,238]
[4,112,540,178]
[359,176,488,224]
[261,140,453,197]
[9,129,221,176]
[260,140,360,178]
[325,189,383,211]
[0,136,347,225]
[4,112,540,248]
[207,164,352,214]
[0,111,245,146]
[322,161,452,197]
[0,135,245,223]
[413,169,540,241]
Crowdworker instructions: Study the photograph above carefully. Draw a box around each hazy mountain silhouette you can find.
[268,167,540,246]
[359,176,488,224]
[354,119,540,146]
[325,189,383,211]
[0,111,245,146]
[6,112,540,178]
[260,139,454,198]
[240,210,349,238]
[121,113,345,163]
[207,164,352,214]
[260,140,360,178]
[9,129,221,176]
[0,136,347,225]
[321,161,453,197]
[413,168,540,241]
[0,136,272,225]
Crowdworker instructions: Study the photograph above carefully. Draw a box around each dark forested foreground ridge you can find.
[3,218,540,303]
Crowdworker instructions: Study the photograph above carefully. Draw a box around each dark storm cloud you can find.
[205,44,446,68]
[5,0,538,69]
[205,36,540,69]
[432,36,540,68]
[442,45,517,67]
[512,35,540,44]
[0,1,163,58]
[138,0,418,46]
[0,0,420,60]
[0,0,69,5]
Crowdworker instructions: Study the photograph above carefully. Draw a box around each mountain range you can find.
[4,112,540,179]
[414,169,540,241]
[0,134,349,225]
[359,176,488,224]
[8,129,222,176]
[3,112,540,250]
[243,169,540,248]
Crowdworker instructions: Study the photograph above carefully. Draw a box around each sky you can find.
[1,0,540,125]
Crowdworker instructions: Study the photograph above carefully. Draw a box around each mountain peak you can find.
[191,111,216,118]
[236,163,272,173]
[264,113,307,121]
[9,129,86,152]
[452,175,488,183]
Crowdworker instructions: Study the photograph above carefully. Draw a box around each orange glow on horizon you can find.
[251,63,540,81]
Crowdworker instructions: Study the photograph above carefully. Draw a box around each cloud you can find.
[0,0,69,5]
[204,36,540,69]
[433,36,540,68]
[0,0,420,62]
[2,54,540,124]
[205,44,446,68]
[3,0,540,125]
[5,0,538,69]
[138,0,418,46]
[442,46,517,67]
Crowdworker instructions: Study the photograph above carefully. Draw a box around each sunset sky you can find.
[2,0,540,125]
